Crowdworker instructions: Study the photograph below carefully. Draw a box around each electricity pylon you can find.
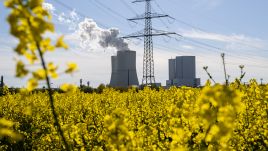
[122,0,176,86]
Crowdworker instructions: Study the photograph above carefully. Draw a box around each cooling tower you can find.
[110,50,139,87]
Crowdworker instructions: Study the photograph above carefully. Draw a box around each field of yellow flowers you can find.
[0,80,267,150]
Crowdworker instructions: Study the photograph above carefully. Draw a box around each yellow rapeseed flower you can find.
[65,62,78,74]
[60,83,77,92]
[27,78,38,91]
[55,36,68,49]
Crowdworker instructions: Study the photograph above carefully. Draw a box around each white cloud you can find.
[181,29,263,45]
[56,11,80,30]
[178,29,268,67]
[70,9,80,21]
[179,29,268,55]
[42,2,55,13]
[181,45,194,50]
[42,2,80,30]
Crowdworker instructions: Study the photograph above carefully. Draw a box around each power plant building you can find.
[167,56,200,87]
[110,50,139,88]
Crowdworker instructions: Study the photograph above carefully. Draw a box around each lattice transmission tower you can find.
[122,0,176,86]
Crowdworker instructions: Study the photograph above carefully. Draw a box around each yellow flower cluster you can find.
[0,81,267,150]
[4,0,77,91]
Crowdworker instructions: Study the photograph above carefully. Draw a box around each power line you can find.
[53,0,146,49]
[3,0,267,73]
[225,62,268,69]
[151,7,170,30]
[91,0,141,28]
[119,0,139,15]
[53,0,141,53]
[123,0,177,85]
[53,0,109,28]
[154,0,268,53]
[53,0,267,69]
[127,30,267,68]
[154,42,268,69]
[117,1,173,29]
[91,0,172,33]
[151,32,268,67]
[88,0,127,25]
[179,36,268,65]
[182,37,221,52]
[153,6,268,65]
[92,0,127,20]
[152,0,268,67]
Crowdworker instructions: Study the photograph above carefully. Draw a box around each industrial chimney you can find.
[110,50,139,88]
[0,76,4,88]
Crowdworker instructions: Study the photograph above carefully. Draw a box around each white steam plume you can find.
[78,18,129,51]
[43,2,129,51]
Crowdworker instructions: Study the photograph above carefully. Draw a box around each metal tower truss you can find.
[122,0,176,86]
[122,29,177,38]
[128,13,169,21]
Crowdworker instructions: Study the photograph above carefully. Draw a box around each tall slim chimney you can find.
[80,79,83,88]
[0,76,4,88]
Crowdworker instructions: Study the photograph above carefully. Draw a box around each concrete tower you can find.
[110,50,139,88]
[167,56,200,87]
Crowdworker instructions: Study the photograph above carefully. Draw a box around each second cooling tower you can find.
[110,50,139,88]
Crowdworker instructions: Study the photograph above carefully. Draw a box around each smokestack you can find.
[80,79,83,88]
[0,76,3,88]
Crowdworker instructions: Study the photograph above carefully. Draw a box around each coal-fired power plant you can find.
[110,50,139,88]
[167,56,200,87]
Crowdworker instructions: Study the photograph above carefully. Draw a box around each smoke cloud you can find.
[99,29,129,51]
[78,18,129,51]
[43,2,129,51]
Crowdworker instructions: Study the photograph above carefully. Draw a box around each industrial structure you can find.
[110,50,139,87]
[122,0,176,86]
[0,76,4,88]
[166,56,200,87]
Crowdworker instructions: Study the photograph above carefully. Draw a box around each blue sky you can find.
[1,0,268,87]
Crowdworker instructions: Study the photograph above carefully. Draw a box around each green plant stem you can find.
[221,54,228,85]
[205,70,216,84]
[16,1,70,150]
[36,43,70,151]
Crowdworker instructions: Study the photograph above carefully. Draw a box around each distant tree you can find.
[96,84,106,93]
[80,86,94,93]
